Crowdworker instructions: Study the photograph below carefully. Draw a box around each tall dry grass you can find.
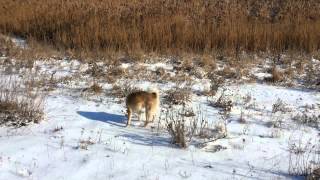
[0,0,319,55]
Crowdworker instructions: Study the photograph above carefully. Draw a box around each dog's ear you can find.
[151,92,157,97]
[147,86,159,94]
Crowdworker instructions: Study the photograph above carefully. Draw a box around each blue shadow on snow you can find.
[77,111,126,127]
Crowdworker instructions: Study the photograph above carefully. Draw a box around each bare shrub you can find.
[199,55,216,71]
[108,83,140,99]
[165,106,227,148]
[77,139,95,150]
[268,115,284,128]
[24,72,65,92]
[0,35,56,61]
[84,82,103,94]
[216,67,239,79]
[85,63,105,78]
[164,106,203,148]
[239,110,247,124]
[272,98,290,113]
[209,90,233,112]
[304,61,320,88]
[265,66,284,83]
[52,126,64,133]
[207,89,233,138]
[0,77,45,127]
[165,111,187,148]
[107,66,127,79]
[91,83,103,94]
[74,128,97,150]
[270,128,282,138]
[163,87,192,106]
[204,75,224,97]
[288,138,320,177]
[189,67,206,79]
[292,111,320,128]
[155,67,166,77]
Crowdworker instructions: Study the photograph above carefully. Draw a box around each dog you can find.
[125,88,159,127]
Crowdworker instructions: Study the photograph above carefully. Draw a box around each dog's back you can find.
[126,90,159,127]
[126,91,157,110]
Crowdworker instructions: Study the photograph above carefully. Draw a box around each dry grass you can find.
[266,66,285,83]
[288,138,320,177]
[108,83,140,99]
[164,87,192,106]
[293,111,320,128]
[165,115,187,148]
[84,82,103,94]
[209,90,233,112]
[164,106,227,148]
[0,34,61,61]
[0,0,319,56]
[272,98,290,113]
[0,77,45,127]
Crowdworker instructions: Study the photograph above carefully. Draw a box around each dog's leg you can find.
[126,108,132,127]
[144,106,152,127]
[138,111,142,122]
[152,114,156,122]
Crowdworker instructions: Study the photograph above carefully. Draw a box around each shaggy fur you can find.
[125,89,159,127]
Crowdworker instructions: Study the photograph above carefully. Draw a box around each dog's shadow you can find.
[77,111,126,127]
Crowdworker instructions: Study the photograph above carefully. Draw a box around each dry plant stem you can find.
[0,0,319,56]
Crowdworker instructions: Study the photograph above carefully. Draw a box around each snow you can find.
[0,57,319,180]
[10,37,27,49]
[140,62,174,71]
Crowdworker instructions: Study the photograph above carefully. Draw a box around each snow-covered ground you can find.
[0,50,319,179]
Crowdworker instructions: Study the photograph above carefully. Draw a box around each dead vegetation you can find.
[293,111,320,129]
[0,77,45,127]
[304,61,320,88]
[288,138,320,177]
[164,106,227,148]
[272,98,290,113]
[82,82,103,94]
[165,112,188,148]
[163,87,192,106]
[108,83,140,99]
[0,0,319,56]
[265,66,284,83]
[209,90,233,112]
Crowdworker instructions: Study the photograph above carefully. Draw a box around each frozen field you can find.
[0,40,319,179]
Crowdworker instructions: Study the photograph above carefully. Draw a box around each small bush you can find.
[85,63,105,78]
[272,98,290,113]
[0,78,45,127]
[205,75,224,96]
[166,116,187,148]
[108,83,140,99]
[89,83,102,94]
[216,67,239,79]
[292,111,320,128]
[77,139,95,150]
[164,87,192,106]
[305,62,320,89]
[164,106,226,148]
[164,107,198,148]
[209,90,233,112]
[265,66,284,83]
[288,139,320,177]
